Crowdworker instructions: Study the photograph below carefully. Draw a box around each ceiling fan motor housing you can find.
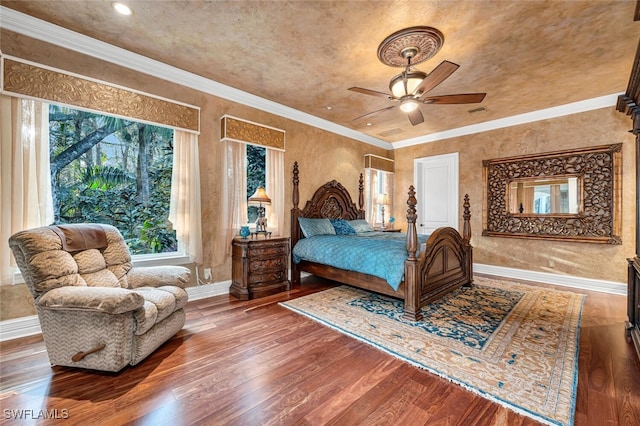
[389,70,428,97]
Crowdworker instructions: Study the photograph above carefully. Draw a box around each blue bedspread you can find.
[292,232,429,291]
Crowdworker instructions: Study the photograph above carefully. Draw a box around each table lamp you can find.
[376,193,390,230]
[248,186,272,237]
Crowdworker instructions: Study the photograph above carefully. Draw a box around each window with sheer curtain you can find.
[365,168,395,229]
[214,140,284,266]
[364,155,395,230]
[1,95,202,284]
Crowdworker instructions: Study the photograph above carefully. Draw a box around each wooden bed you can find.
[290,161,473,321]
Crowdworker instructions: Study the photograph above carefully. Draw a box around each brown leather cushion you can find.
[50,224,108,252]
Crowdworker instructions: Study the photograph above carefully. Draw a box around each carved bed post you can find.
[403,186,422,322]
[406,186,418,261]
[291,162,301,286]
[358,173,365,219]
[292,162,299,210]
[463,194,474,285]
[463,194,471,242]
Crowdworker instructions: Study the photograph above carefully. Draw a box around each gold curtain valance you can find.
[221,115,285,151]
[364,154,394,173]
[1,55,200,133]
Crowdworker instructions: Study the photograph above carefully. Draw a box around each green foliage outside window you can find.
[49,105,177,255]
[246,144,266,224]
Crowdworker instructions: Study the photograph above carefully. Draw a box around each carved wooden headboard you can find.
[290,161,365,249]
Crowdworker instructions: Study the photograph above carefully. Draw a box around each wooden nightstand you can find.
[230,236,290,300]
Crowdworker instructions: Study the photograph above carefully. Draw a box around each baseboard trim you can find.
[474,263,626,295]
[186,280,231,301]
[0,315,41,342]
[0,281,233,342]
[0,268,625,342]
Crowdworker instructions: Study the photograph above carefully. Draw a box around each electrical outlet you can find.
[204,268,212,280]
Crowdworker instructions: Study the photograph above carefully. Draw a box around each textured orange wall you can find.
[0,30,390,319]
[394,107,635,283]
[1,30,634,321]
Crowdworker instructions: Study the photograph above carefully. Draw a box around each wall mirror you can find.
[507,176,582,215]
[483,144,622,244]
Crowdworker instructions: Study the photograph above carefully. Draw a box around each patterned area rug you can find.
[280,276,584,426]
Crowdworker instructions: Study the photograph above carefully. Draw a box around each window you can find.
[374,171,393,225]
[216,116,285,267]
[364,170,394,229]
[3,93,201,285]
[49,105,177,255]
[364,154,395,229]
[217,141,284,265]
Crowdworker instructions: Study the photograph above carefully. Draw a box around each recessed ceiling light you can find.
[366,122,372,126]
[325,106,333,110]
[113,2,132,15]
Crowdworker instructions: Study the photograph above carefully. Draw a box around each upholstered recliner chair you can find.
[8,223,190,372]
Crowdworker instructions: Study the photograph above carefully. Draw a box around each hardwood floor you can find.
[1,275,639,425]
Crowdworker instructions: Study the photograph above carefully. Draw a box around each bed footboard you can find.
[402,193,473,322]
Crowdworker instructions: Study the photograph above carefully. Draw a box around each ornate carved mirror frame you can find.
[482,144,622,244]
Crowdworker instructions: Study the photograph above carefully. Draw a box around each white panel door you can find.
[413,153,459,235]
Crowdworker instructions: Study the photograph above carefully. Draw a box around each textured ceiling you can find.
[1,0,638,144]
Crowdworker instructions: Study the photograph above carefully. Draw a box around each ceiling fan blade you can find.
[421,93,487,104]
[415,61,460,97]
[348,87,393,99]
[407,108,424,126]
[352,105,396,122]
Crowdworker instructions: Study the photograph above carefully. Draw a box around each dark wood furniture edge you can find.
[617,19,640,367]
[627,258,640,364]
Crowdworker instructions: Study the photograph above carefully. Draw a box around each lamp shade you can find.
[376,193,390,205]
[248,186,271,205]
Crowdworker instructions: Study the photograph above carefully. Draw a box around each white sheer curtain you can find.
[265,148,285,236]
[169,130,203,264]
[364,168,394,226]
[1,95,54,284]
[213,141,247,267]
[364,168,379,224]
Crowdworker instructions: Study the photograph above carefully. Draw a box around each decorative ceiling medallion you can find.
[377,26,444,67]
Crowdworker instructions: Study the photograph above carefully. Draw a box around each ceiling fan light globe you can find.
[389,70,427,97]
[400,99,419,112]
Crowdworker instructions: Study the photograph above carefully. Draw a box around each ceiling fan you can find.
[349,26,487,126]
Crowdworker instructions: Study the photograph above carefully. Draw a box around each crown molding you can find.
[0,6,621,151]
[392,93,622,149]
[0,6,391,150]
